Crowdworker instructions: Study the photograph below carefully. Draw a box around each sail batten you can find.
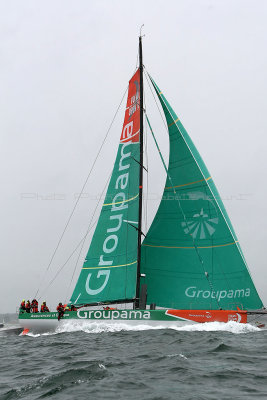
[140,76,263,310]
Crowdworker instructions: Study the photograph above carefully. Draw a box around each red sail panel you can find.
[120,69,140,143]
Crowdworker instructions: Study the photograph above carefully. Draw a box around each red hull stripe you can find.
[166,309,247,324]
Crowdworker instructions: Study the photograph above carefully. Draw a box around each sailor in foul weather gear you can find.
[40,302,50,312]
[20,300,26,312]
[25,300,31,313]
[31,299,38,313]
[57,303,65,321]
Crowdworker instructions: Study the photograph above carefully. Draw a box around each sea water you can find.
[0,316,267,400]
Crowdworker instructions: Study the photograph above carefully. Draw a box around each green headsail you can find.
[70,70,141,305]
[140,76,263,311]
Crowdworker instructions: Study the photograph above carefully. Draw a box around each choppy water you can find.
[0,318,267,400]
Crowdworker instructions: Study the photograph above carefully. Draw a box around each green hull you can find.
[19,310,183,323]
[18,309,267,332]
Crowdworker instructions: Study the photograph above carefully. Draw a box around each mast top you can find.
[139,24,145,38]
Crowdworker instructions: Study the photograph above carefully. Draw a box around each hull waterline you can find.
[18,309,267,333]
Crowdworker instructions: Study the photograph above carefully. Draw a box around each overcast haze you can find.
[1,0,267,313]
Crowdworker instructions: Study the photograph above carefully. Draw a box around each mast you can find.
[135,35,144,309]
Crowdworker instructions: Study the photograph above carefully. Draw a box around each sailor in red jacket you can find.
[40,301,50,312]
[31,299,38,313]
[25,300,31,313]
[57,302,65,321]
[20,300,26,312]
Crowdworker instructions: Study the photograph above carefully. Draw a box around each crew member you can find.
[31,299,38,313]
[25,300,31,313]
[70,305,77,311]
[57,302,65,321]
[40,302,50,312]
[20,299,26,312]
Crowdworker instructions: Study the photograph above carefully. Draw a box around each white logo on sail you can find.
[84,143,132,296]
[185,286,251,301]
[181,208,218,239]
[85,270,110,295]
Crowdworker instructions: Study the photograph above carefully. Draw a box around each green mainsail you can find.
[70,70,141,305]
[140,76,263,310]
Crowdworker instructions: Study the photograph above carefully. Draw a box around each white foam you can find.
[167,353,188,359]
[55,320,163,334]
[19,319,263,337]
[169,321,261,334]
[45,320,261,335]
[19,331,41,337]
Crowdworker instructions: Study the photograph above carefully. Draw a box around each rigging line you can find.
[34,84,129,299]
[135,47,139,70]
[133,41,140,76]
[37,219,98,301]
[64,170,112,303]
[143,68,168,132]
[145,114,221,309]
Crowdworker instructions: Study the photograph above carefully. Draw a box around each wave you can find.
[0,325,22,335]
[2,362,107,400]
[21,320,261,337]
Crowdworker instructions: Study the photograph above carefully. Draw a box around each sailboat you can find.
[19,36,267,332]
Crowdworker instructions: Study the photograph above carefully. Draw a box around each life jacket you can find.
[57,305,64,312]
[21,301,25,307]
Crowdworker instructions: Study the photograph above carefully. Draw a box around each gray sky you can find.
[1,0,267,313]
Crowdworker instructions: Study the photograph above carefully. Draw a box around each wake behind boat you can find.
[19,35,266,333]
